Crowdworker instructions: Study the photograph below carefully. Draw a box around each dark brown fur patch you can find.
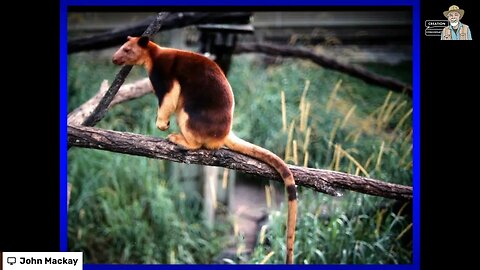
[287,184,297,201]
[149,62,174,107]
[147,46,233,141]
[280,167,292,179]
[138,36,149,48]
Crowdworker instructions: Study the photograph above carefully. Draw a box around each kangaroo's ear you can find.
[127,36,133,40]
[138,36,150,48]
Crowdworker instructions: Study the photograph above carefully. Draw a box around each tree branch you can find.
[81,65,133,126]
[68,78,153,126]
[234,42,412,96]
[68,124,412,201]
[68,12,252,54]
[81,12,169,128]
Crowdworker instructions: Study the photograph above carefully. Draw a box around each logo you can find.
[425,4,472,40]
[425,20,448,36]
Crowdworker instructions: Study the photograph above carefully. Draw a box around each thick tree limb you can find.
[68,78,153,125]
[81,12,168,128]
[68,124,412,201]
[68,12,252,54]
[234,42,412,96]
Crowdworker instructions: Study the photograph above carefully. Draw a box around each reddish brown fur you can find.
[112,36,297,263]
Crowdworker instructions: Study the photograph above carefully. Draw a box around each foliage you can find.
[227,56,412,264]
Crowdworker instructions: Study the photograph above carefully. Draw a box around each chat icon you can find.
[7,257,16,265]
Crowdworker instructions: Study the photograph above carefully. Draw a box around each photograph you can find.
[66,8,413,265]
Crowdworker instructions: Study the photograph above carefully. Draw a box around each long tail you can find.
[225,132,297,264]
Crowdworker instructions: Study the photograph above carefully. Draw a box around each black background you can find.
[0,2,60,251]
[2,1,476,268]
[421,0,476,268]
[0,1,59,251]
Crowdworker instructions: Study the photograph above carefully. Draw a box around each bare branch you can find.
[68,124,412,201]
[234,42,412,96]
[79,66,131,126]
[68,78,153,125]
[81,12,169,128]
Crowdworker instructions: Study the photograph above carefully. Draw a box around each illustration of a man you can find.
[441,5,472,40]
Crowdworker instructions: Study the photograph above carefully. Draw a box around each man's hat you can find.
[443,5,464,19]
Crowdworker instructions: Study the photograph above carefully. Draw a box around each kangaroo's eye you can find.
[123,48,131,53]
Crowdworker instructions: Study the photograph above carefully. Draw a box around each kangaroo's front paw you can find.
[156,119,170,131]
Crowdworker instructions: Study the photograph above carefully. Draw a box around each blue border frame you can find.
[61,1,420,269]
[60,0,68,254]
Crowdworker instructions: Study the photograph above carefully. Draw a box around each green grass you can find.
[68,148,229,263]
[68,52,229,263]
[226,57,412,264]
[68,51,412,264]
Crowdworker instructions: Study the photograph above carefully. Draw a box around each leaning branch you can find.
[68,124,412,201]
[68,12,252,54]
[81,12,169,128]
[68,79,153,125]
[235,42,412,96]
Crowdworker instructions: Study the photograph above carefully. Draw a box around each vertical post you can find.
[197,24,254,76]
[203,166,219,228]
[197,21,254,227]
